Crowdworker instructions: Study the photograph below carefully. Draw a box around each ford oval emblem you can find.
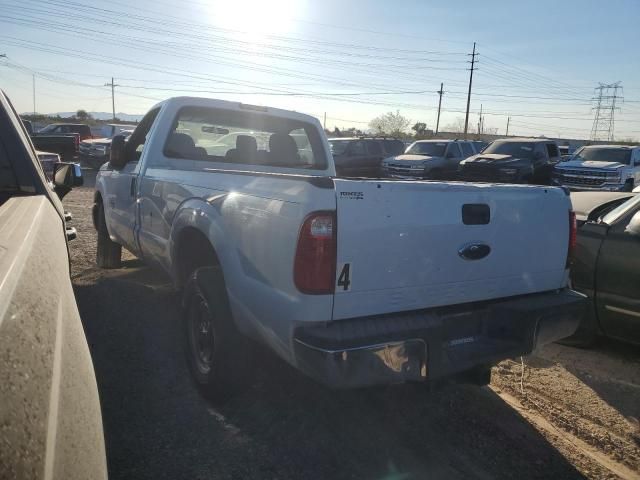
[458,243,491,261]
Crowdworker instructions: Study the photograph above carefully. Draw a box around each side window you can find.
[447,143,461,157]
[546,143,559,158]
[366,141,383,155]
[460,142,474,157]
[350,141,366,156]
[126,108,161,162]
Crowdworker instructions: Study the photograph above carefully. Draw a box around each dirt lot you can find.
[67,169,640,480]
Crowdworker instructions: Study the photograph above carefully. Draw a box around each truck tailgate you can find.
[333,180,570,319]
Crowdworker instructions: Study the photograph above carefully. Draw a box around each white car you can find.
[554,145,640,191]
[93,96,584,399]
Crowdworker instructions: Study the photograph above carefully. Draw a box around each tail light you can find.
[294,212,336,294]
[567,210,577,264]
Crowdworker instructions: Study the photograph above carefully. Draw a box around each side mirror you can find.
[625,211,640,237]
[109,135,127,169]
[52,162,83,200]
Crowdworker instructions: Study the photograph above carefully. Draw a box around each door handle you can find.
[130,177,137,197]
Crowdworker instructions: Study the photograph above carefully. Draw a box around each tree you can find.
[412,122,427,136]
[444,117,466,133]
[76,109,92,121]
[369,110,410,137]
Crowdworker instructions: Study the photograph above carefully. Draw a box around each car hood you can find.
[557,159,626,170]
[570,191,635,222]
[463,154,528,165]
[385,154,437,163]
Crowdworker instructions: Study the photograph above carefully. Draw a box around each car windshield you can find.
[572,147,632,164]
[406,142,446,156]
[328,140,351,156]
[483,142,536,158]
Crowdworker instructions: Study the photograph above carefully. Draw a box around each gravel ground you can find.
[67,169,640,480]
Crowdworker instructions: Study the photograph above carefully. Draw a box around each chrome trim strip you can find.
[605,305,640,318]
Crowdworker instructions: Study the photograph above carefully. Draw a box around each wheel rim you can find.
[188,293,214,375]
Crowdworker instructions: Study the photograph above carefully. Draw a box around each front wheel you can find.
[622,179,634,192]
[183,267,253,402]
[96,204,121,269]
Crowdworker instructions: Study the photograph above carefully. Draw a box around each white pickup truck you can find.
[94,97,585,399]
[554,145,640,191]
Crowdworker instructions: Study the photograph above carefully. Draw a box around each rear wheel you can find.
[96,203,121,269]
[183,267,253,402]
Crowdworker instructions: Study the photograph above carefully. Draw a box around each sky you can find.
[1,0,639,140]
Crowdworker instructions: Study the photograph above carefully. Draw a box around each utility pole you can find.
[323,112,326,130]
[104,77,120,121]
[506,116,510,136]
[435,82,444,135]
[463,42,478,139]
[32,74,36,116]
[477,104,483,135]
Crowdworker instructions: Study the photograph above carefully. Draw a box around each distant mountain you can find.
[36,111,144,122]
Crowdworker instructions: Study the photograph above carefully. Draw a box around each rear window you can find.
[573,147,632,165]
[163,106,326,169]
[406,142,447,157]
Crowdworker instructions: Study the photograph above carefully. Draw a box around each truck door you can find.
[596,200,640,344]
[105,108,160,255]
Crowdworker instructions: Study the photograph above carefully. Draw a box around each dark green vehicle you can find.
[567,191,640,346]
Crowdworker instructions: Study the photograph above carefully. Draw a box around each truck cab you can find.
[554,145,640,191]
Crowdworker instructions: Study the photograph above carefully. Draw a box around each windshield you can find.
[483,142,536,158]
[572,147,632,164]
[406,142,446,156]
[329,140,351,156]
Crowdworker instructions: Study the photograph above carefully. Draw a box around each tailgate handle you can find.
[462,204,490,225]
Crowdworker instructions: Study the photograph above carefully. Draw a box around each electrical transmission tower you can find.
[590,82,623,142]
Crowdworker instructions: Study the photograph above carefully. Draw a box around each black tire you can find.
[622,180,634,192]
[96,203,122,269]
[183,267,253,402]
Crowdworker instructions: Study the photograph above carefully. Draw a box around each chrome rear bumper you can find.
[293,289,586,388]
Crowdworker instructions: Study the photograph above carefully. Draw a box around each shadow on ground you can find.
[74,266,584,480]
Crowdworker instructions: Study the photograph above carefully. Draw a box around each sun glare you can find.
[210,0,300,41]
